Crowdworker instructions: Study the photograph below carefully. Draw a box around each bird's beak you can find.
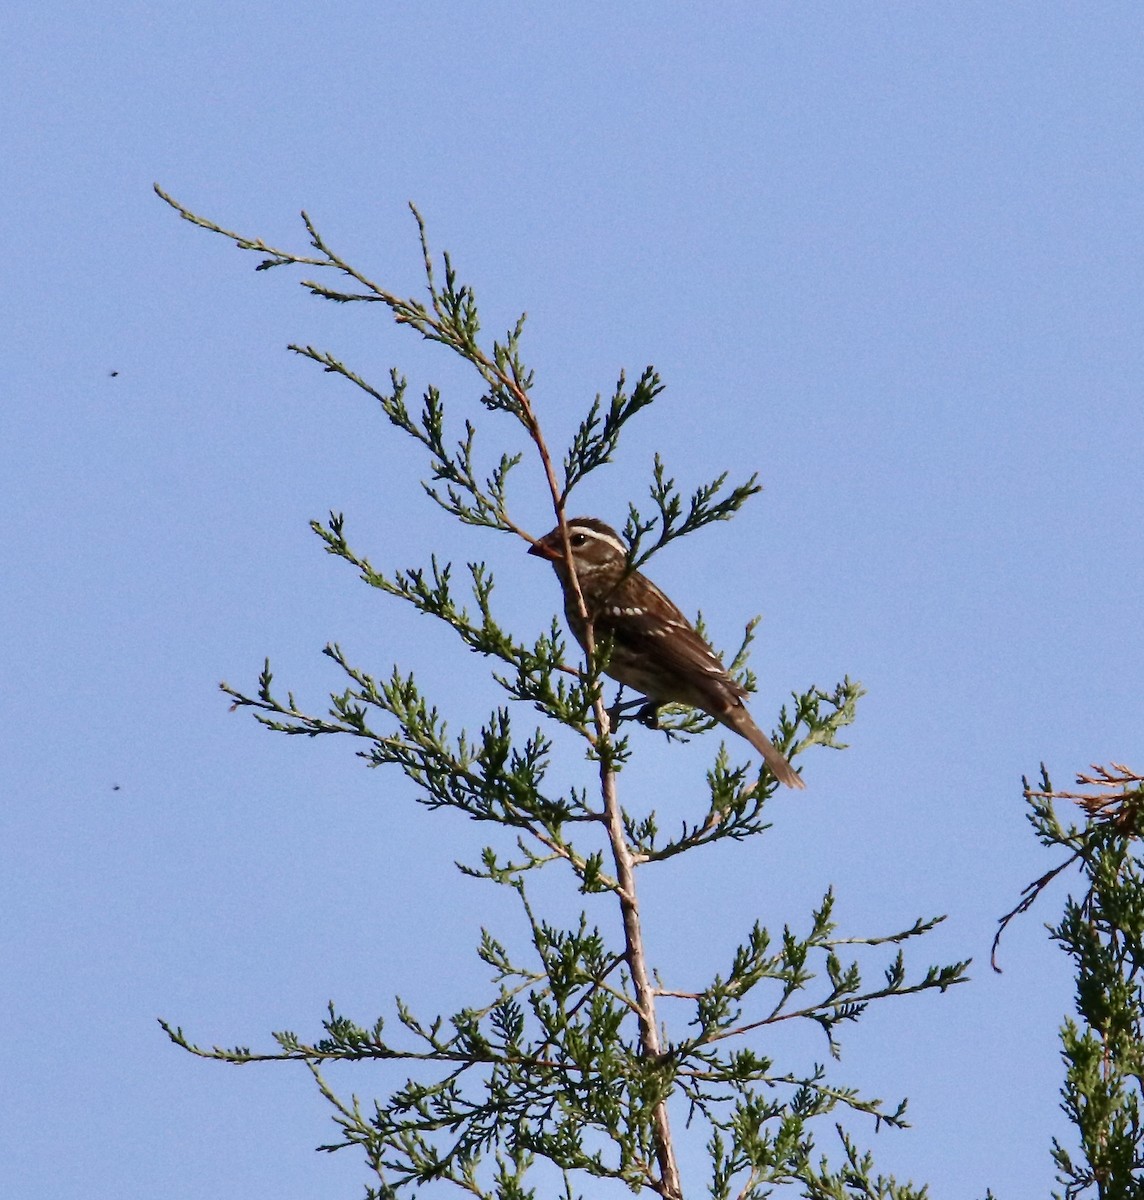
[528,540,561,560]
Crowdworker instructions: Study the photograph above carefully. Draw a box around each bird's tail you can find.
[723,708,805,790]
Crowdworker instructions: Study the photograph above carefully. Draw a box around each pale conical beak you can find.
[528,540,562,560]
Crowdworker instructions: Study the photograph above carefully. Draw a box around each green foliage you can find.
[158,186,969,1200]
[995,764,1144,1198]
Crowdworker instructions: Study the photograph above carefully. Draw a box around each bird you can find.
[528,517,804,789]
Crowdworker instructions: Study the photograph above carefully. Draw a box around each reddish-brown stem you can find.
[502,368,682,1200]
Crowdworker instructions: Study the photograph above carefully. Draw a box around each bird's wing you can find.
[595,575,747,709]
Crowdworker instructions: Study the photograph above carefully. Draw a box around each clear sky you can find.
[4,4,1143,1197]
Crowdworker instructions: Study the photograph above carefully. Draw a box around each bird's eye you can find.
[570,533,588,547]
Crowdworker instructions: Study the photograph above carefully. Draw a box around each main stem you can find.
[599,751,682,1199]
[513,392,681,1199]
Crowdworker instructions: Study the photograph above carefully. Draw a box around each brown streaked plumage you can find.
[528,517,804,789]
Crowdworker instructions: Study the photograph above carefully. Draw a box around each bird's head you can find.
[528,517,630,585]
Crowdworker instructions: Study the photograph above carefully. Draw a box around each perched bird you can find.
[528,517,804,789]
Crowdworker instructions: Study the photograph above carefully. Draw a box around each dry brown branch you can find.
[1027,761,1144,825]
[992,762,1144,972]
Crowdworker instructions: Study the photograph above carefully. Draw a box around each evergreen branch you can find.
[309,513,595,729]
[991,763,1144,973]
[157,188,545,539]
[561,367,663,499]
[995,760,1144,1198]
[677,896,969,1060]
[155,185,330,270]
[158,188,967,1200]
[221,655,591,837]
[623,454,762,571]
[632,680,862,862]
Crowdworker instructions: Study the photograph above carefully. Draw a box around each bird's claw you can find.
[634,701,662,730]
[606,694,660,730]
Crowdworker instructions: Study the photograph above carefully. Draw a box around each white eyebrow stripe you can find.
[573,527,629,556]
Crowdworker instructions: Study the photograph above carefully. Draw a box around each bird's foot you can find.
[633,701,662,730]
[606,695,659,729]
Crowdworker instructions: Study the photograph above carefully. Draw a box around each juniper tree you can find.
[995,763,1144,1199]
[157,186,969,1200]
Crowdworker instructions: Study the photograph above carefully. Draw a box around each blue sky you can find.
[4,4,1143,1197]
